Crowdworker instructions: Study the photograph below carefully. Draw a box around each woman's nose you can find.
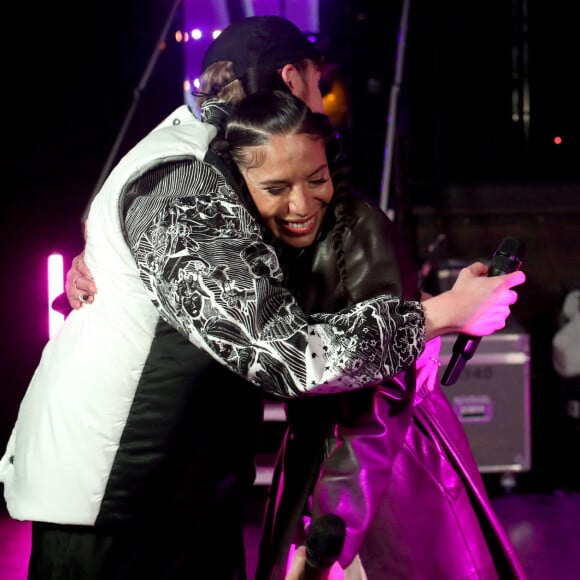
[288,187,310,216]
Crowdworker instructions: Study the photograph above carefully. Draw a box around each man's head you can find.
[202,16,319,78]
[197,16,324,113]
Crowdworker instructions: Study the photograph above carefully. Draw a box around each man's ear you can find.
[279,63,300,92]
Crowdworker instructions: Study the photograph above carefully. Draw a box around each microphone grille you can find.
[305,513,346,569]
[495,236,526,260]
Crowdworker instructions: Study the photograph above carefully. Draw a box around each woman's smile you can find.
[279,215,318,235]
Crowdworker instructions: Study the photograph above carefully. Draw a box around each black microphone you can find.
[441,237,526,386]
[300,514,346,580]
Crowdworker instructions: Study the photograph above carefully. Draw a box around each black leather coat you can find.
[257,194,527,580]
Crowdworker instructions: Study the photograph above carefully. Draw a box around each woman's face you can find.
[241,133,334,248]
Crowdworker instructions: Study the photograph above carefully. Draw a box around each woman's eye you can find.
[309,178,329,187]
[265,187,287,195]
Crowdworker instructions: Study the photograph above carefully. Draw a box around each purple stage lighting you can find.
[47,253,65,338]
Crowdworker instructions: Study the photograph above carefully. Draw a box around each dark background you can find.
[2,0,579,492]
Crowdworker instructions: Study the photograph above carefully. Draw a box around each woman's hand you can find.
[422,262,526,341]
[65,252,97,309]
[285,546,307,580]
[284,545,344,579]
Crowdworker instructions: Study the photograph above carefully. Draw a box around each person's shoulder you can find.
[113,106,218,177]
[144,105,217,158]
[338,191,393,228]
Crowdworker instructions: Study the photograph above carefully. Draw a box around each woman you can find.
[217,91,527,579]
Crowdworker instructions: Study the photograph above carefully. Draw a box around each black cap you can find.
[201,16,319,78]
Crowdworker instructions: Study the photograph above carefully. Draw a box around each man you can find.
[1,17,429,579]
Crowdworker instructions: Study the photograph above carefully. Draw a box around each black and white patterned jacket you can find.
[0,105,424,532]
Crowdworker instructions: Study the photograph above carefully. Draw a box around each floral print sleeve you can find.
[122,158,425,398]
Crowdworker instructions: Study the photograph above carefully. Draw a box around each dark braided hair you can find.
[328,159,355,306]
[212,90,355,303]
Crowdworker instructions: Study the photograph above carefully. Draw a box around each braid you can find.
[323,121,356,306]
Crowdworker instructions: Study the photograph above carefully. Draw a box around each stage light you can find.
[48,253,65,338]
